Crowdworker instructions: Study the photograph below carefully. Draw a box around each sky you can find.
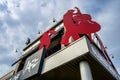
[0,0,120,77]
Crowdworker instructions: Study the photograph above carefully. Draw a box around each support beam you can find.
[79,61,93,80]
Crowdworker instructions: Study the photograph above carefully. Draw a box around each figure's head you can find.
[47,30,55,36]
[73,7,81,14]
[67,10,74,14]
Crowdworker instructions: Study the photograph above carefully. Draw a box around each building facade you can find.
[1,7,120,80]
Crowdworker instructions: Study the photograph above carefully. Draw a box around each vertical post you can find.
[79,61,93,80]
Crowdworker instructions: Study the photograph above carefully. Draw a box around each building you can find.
[0,7,120,80]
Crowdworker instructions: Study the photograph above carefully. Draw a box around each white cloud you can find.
[40,1,55,18]
[0,54,3,60]
[7,48,20,59]
[95,0,120,50]
[11,12,20,20]
[0,25,26,48]
[0,64,13,77]
[96,1,120,33]
[0,12,5,18]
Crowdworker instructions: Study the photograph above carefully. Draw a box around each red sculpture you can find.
[39,30,55,49]
[61,7,101,45]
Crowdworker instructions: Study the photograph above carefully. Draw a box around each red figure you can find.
[39,30,55,49]
[61,7,101,45]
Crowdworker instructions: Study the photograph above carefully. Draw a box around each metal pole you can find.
[79,61,93,80]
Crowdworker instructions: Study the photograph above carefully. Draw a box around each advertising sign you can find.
[21,48,46,79]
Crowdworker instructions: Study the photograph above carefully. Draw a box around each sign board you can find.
[21,47,46,79]
[7,48,46,80]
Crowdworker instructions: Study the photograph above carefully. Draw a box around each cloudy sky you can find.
[0,0,120,77]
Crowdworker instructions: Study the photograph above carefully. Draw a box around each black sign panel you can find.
[21,48,46,79]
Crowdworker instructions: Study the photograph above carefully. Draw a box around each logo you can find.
[24,58,39,73]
